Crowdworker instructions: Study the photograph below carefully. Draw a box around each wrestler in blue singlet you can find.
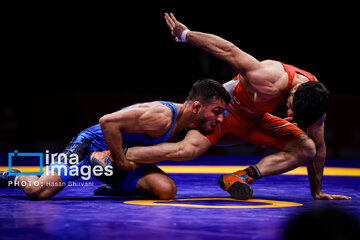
[48,101,177,193]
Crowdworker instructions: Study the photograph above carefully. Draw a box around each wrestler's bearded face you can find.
[195,99,227,134]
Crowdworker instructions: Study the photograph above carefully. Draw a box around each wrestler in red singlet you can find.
[161,12,352,201]
[206,62,317,150]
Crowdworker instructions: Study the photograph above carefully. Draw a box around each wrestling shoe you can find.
[218,170,254,200]
[94,184,133,197]
[0,169,21,188]
[90,150,113,168]
[94,184,117,196]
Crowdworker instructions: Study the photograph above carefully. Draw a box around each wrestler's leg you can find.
[218,114,316,199]
[218,134,316,200]
[241,113,316,178]
[95,165,177,200]
[15,171,64,200]
[18,133,92,200]
[219,134,315,200]
[256,134,316,177]
[91,151,177,200]
[135,165,177,200]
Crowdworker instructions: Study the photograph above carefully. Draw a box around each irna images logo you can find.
[8,150,43,176]
[8,150,113,180]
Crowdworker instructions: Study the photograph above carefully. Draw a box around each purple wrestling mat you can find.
[1,156,359,240]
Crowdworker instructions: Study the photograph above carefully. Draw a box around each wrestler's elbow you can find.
[99,114,113,126]
[99,114,109,128]
[99,114,121,132]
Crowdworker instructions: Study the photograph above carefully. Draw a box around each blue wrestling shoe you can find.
[0,169,21,188]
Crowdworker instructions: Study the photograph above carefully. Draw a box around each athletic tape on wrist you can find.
[175,29,190,42]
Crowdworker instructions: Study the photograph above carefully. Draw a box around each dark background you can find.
[1,2,359,159]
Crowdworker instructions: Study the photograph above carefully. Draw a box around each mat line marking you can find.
[123,197,303,208]
[158,166,360,176]
[1,166,360,176]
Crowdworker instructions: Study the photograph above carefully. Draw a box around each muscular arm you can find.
[126,130,212,164]
[165,13,278,95]
[100,104,171,170]
[185,31,261,76]
[165,13,261,76]
[306,114,351,200]
[306,115,326,198]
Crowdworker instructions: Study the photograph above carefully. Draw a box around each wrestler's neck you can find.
[173,102,198,131]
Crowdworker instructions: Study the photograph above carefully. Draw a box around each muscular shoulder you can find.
[130,102,173,136]
[244,60,288,99]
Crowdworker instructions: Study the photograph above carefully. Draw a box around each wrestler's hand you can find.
[117,160,141,171]
[164,13,188,39]
[128,160,141,170]
[313,191,352,200]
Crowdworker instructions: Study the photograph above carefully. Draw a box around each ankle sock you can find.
[244,165,261,179]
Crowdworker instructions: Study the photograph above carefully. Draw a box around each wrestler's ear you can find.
[192,101,202,114]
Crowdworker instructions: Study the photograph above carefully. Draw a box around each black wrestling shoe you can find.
[0,169,21,188]
[94,184,134,197]
[94,184,117,196]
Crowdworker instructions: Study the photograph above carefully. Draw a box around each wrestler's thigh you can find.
[248,114,305,150]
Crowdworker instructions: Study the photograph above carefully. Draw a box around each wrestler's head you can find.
[187,79,230,134]
[286,81,330,129]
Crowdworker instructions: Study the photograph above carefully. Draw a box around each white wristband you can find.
[175,29,190,42]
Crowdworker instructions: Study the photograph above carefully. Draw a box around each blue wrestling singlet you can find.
[48,101,177,192]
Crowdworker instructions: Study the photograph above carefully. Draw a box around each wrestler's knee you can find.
[148,176,177,200]
[292,134,316,163]
[158,178,177,200]
[137,166,177,200]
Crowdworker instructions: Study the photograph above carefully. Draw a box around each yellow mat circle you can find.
[124,198,303,208]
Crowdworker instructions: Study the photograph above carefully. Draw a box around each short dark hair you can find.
[293,81,330,129]
[187,78,231,104]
